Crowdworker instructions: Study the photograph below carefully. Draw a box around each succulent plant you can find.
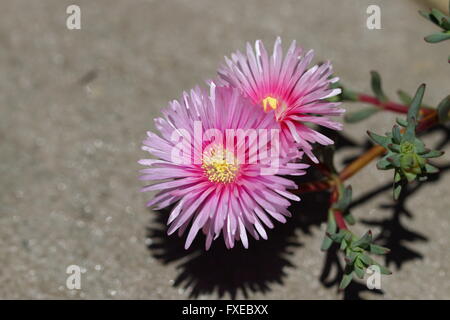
[368,84,444,199]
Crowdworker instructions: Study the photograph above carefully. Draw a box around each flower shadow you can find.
[146,186,330,299]
[145,124,450,299]
[355,163,450,270]
[147,209,301,299]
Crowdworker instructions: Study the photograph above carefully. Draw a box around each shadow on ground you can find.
[145,124,450,299]
[146,189,327,299]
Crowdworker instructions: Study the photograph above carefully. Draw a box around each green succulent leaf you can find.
[369,244,390,255]
[419,10,437,25]
[367,131,391,148]
[352,230,372,249]
[392,125,402,144]
[359,253,372,266]
[374,261,392,275]
[344,107,379,123]
[442,17,450,30]
[393,182,402,200]
[421,150,445,158]
[339,272,353,290]
[354,265,365,279]
[414,139,427,153]
[321,210,337,251]
[327,229,347,243]
[336,186,352,211]
[370,71,388,102]
[408,84,426,119]
[425,163,439,174]
[408,84,426,123]
[404,84,426,142]
[425,31,450,43]
[347,250,359,264]
[344,212,356,225]
[377,156,392,170]
[431,8,449,26]
[421,7,450,29]
[321,236,333,252]
[437,95,450,123]
[397,90,412,105]
[388,143,401,153]
[396,117,408,127]
[387,153,401,167]
[339,240,348,251]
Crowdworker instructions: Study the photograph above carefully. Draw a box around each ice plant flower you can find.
[139,84,308,250]
[218,37,345,162]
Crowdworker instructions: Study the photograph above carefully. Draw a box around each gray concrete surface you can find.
[0,0,449,299]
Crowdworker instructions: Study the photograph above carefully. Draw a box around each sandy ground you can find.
[0,0,449,299]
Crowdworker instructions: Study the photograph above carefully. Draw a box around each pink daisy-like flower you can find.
[218,37,345,162]
[139,83,308,250]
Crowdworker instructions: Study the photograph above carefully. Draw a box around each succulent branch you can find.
[367,85,444,199]
[420,3,450,62]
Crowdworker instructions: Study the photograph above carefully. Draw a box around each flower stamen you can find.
[262,96,279,112]
[202,146,239,183]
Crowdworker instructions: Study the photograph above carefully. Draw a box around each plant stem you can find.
[339,145,385,181]
[329,187,348,230]
[333,210,348,230]
[357,94,434,115]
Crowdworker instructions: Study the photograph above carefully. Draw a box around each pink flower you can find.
[140,84,308,250]
[218,37,344,162]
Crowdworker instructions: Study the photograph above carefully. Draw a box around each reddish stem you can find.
[357,94,434,116]
[295,180,334,193]
[333,210,348,230]
[329,187,348,230]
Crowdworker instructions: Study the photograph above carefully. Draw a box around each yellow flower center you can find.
[202,146,239,184]
[262,96,279,112]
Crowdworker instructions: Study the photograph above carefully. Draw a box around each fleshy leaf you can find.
[407,84,426,125]
[377,156,392,170]
[352,230,372,249]
[344,212,356,225]
[397,90,412,105]
[425,163,439,173]
[425,32,450,43]
[370,71,388,102]
[437,95,450,123]
[421,150,445,158]
[392,125,402,144]
[336,186,352,211]
[344,107,379,123]
[396,117,408,127]
[354,265,365,279]
[367,131,390,148]
[369,244,390,255]
[321,210,337,251]
[393,183,402,200]
[339,272,353,290]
